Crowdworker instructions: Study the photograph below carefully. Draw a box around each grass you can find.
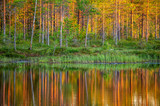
[0,38,160,63]
[29,52,159,64]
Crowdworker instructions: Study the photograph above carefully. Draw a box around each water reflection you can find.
[0,65,160,105]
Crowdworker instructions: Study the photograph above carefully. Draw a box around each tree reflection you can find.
[3,71,5,106]
[0,65,160,105]
[14,69,16,106]
[85,72,88,105]
[30,69,35,106]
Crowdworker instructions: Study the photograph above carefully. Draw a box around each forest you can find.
[0,0,160,105]
[0,0,160,63]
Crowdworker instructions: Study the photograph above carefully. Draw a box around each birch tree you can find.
[60,0,63,47]
[30,0,38,50]
[78,0,98,47]
[12,0,25,51]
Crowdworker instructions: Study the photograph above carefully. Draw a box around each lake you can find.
[0,63,160,105]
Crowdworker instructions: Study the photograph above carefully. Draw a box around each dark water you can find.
[0,63,160,106]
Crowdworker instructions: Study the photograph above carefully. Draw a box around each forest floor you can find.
[0,39,160,63]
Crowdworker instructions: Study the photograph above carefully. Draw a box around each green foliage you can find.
[12,0,25,7]
[102,42,112,50]
[78,0,98,16]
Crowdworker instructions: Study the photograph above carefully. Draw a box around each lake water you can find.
[0,63,160,106]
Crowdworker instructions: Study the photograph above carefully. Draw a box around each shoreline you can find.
[0,58,159,64]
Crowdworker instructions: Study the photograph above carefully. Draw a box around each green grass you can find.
[29,52,159,64]
[0,38,160,63]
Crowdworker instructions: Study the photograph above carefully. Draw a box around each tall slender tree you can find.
[3,0,6,42]
[146,0,149,42]
[117,0,120,40]
[39,0,42,43]
[30,0,38,50]
[155,1,157,39]
[42,0,44,44]
[23,6,26,40]
[102,3,105,46]
[47,0,50,45]
[14,7,16,51]
[78,0,97,47]
[115,0,118,45]
[130,0,134,38]
[12,0,25,51]
[60,0,64,47]
[9,0,12,38]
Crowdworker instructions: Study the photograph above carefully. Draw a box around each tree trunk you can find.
[118,0,120,40]
[126,14,128,39]
[42,0,44,44]
[142,13,144,38]
[138,23,141,38]
[85,15,89,47]
[82,13,84,29]
[66,30,69,47]
[39,0,42,43]
[3,0,6,42]
[91,15,93,32]
[9,0,11,38]
[45,11,47,44]
[1,14,2,32]
[95,15,97,38]
[66,6,70,47]
[115,0,118,45]
[77,9,80,32]
[60,4,63,47]
[51,3,53,36]
[54,2,56,32]
[23,7,26,40]
[14,8,16,51]
[112,19,115,38]
[56,7,59,38]
[47,1,50,45]
[146,0,149,42]
[102,4,105,46]
[121,15,124,38]
[30,0,38,50]
[131,0,133,38]
[155,3,157,39]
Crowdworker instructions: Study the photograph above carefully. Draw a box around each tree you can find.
[12,0,25,51]
[23,4,26,40]
[42,0,45,44]
[64,0,71,47]
[3,0,6,42]
[9,0,12,39]
[102,3,105,46]
[60,0,64,47]
[78,0,98,47]
[30,0,38,50]
[14,7,16,51]
[155,1,157,39]
[115,0,118,45]
[47,0,50,45]
[130,0,134,38]
[146,0,149,42]
[39,0,42,42]
[1,0,160,50]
